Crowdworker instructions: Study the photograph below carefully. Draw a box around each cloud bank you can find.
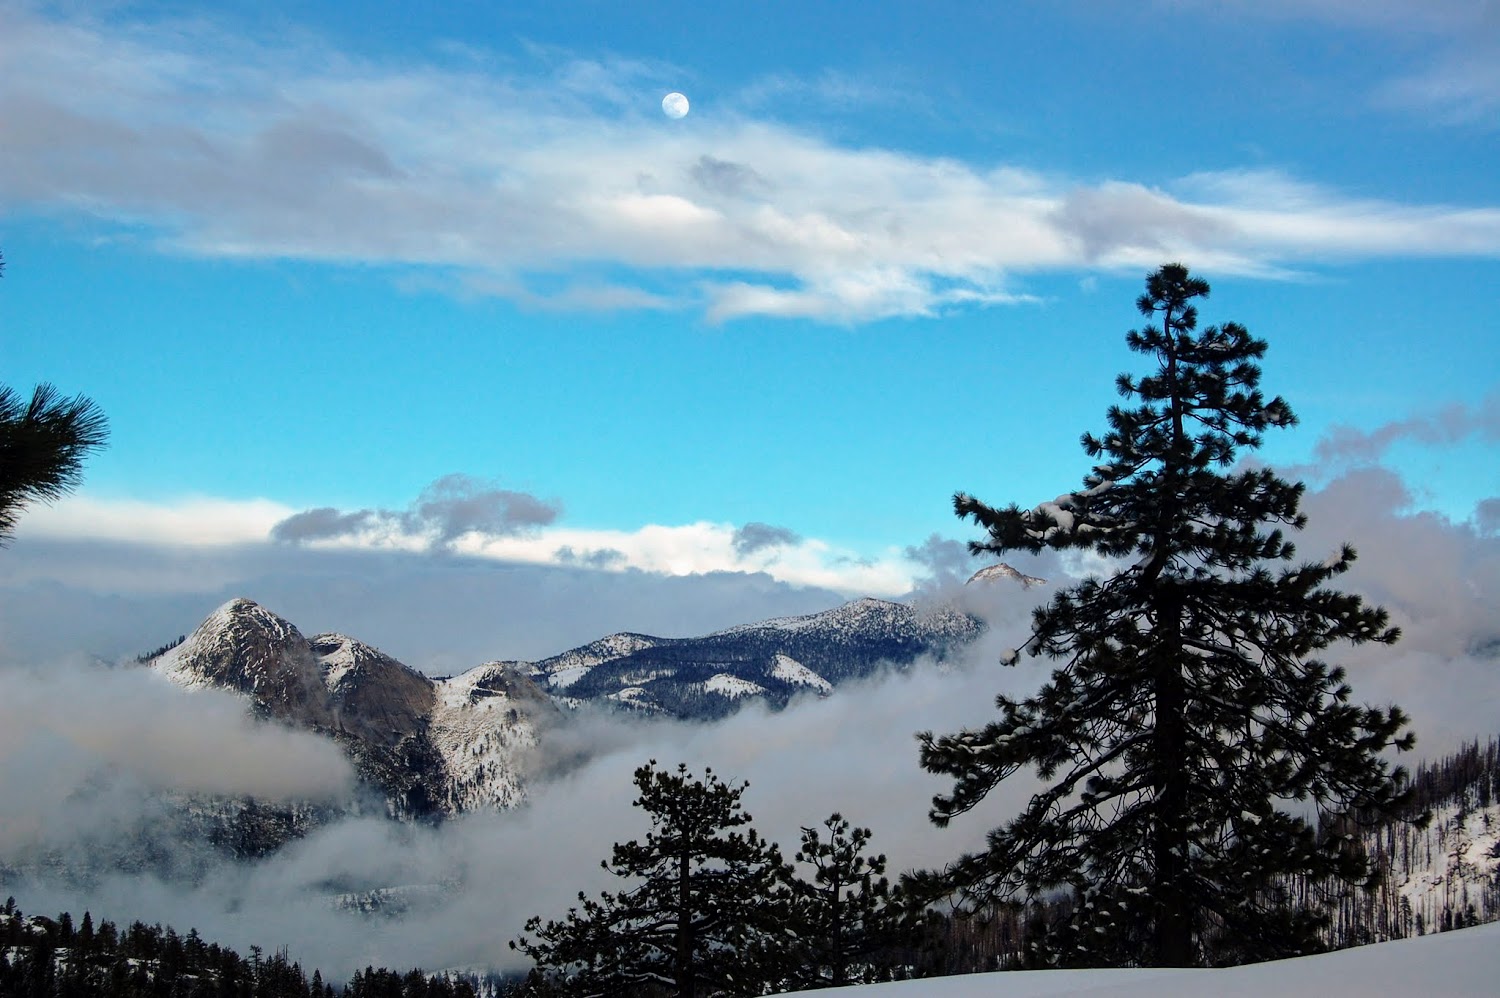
[0,664,354,855]
[3,6,1500,322]
[2,457,1496,980]
[20,477,921,600]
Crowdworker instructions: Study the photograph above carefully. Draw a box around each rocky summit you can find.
[150,598,554,820]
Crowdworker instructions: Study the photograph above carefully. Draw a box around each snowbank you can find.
[788,920,1500,997]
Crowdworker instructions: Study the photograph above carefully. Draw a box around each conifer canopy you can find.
[512,761,794,997]
[0,250,110,544]
[915,263,1416,968]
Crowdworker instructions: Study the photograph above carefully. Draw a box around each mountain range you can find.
[145,594,984,821]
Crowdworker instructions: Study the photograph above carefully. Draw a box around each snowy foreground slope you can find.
[791,921,1500,997]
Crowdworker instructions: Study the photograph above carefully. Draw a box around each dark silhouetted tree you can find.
[783,813,910,989]
[914,263,1416,968]
[512,761,794,997]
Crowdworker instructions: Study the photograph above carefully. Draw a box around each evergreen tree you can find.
[512,761,794,997]
[915,264,1416,967]
[783,814,908,989]
[0,250,110,543]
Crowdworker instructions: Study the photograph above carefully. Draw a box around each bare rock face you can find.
[150,598,551,820]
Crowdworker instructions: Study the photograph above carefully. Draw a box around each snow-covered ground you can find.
[789,921,1500,997]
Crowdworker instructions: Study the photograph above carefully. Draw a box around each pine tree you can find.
[512,761,794,997]
[915,263,1416,968]
[0,250,110,544]
[783,813,909,989]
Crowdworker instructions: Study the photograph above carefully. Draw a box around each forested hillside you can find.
[1321,737,1500,947]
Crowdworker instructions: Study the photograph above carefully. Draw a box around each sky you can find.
[1,3,1499,975]
[0,0,1496,649]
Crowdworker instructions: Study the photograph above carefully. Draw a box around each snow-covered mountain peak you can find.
[717,595,980,646]
[966,561,1047,588]
[717,596,903,636]
[523,595,983,717]
[431,663,555,812]
[152,597,308,693]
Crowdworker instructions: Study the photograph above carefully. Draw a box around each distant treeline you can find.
[0,897,514,998]
[135,634,186,663]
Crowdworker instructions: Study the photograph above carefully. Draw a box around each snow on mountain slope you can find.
[770,653,831,693]
[314,633,370,692]
[521,595,984,718]
[966,561,1047,588]
[1390,796,1500,931]
[704,674,767,699]
[430,664,552,812]
[152,597,304,694]
[716,595,977,644]
[532,632,663,689]
[788,920,1500,997]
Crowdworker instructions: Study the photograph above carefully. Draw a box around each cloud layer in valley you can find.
[2,461,1496,978]
[0,665,354,855]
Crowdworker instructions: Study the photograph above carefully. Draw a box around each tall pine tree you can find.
[512,761,794,997]
[915,264,1416,968]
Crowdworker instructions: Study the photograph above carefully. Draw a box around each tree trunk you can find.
[1151,308,1193,966]
[677,847,693,998]
[1152,601,1192,966]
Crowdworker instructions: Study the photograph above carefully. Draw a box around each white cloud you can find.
[19,491,920,596]
[3,7,1500,322]
[19,494,295,546]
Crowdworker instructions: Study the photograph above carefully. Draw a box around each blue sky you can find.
[2,0,1498,604]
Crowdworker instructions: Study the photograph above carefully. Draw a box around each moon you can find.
[661,92,690,119]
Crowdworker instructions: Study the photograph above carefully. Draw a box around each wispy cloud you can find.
[20,494,294,546]
[4,7,1500,322]
[1311,392,1500,468]
[1378,46,1500,124]
[1181,0,1500,124]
